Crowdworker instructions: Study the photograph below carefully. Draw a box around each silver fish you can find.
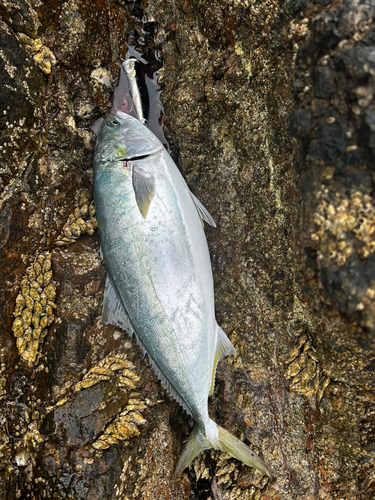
[93,111,272,478]
[122,58,146,124]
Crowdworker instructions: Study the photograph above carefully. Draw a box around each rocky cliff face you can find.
[0,0,374,499]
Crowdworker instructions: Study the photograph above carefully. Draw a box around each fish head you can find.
[94,111,164,164]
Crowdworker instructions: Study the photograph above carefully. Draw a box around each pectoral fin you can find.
[132,164,155,218]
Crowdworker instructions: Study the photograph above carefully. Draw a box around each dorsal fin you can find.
[209,324,236,396]
[101,273,192,416]
[190,191,216,228]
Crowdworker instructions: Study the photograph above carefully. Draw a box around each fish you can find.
[93,110,272,478]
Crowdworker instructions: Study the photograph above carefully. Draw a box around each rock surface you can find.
[0,0,374,499]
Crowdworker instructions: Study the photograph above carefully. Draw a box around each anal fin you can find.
[209,325,236,396]
[102,273,192,416]
[102,273,135,336]
[145,350,193,416]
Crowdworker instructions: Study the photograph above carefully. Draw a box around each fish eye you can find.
[107,118,120,128]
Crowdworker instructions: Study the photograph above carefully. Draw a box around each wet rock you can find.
[292,1,375,495]
[289,108,311,139]
[337,45,375,79]
[314,64,337,98]
[52,381,128,447]
[361,106,375,163]
[0,21,45,168]
[293,0,375,330]
[1,0,375,499]
[0,0,41,37]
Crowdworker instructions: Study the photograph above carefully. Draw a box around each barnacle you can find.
[311,190,375,266]
[90,68,114,89]
[18,33,56,75]
[215,453,237,486]
[0,359,7,402]
[48,354,142,416]
[93,392,147,450]
[14,449,30,467]
[205,451,267,500]
[74,352,139,393]
[285,332,330,401]
[12,252,56,367]
[193,453,210,481]
[55,189,97,247]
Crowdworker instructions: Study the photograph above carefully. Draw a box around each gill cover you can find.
[96,111,164,162]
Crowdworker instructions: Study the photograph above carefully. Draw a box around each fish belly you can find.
[94,151,216,421]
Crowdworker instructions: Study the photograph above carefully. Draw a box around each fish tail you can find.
[174,419,274,479]
[174,425,210,477]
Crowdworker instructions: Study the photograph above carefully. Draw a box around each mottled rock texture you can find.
[0,0,374,499]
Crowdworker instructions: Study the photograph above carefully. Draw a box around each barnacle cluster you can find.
[93,392,147,450]
[192,451,268,499]
[193,453,210,481]
[222,485,267,500]
[90,68,114,89]
[49,353,148,451]
[18,33,57,75]
[49,353,140,411]
[213,452,238,487]
[285,333,330,401]
[311,189,375,266]
[12,252,56,367]
[74,352,139,393]
[211,451,268,500]
[9,401,44,469]
[55,189,97,247]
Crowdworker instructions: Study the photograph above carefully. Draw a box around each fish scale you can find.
[93,110,272,479]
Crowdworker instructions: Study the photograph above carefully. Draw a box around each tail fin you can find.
[174,420,273,479]
[174,425,211,477]
[216,424,273,478]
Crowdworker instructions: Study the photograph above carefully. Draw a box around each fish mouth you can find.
[117,153,151,162]
[116,148,163,162]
